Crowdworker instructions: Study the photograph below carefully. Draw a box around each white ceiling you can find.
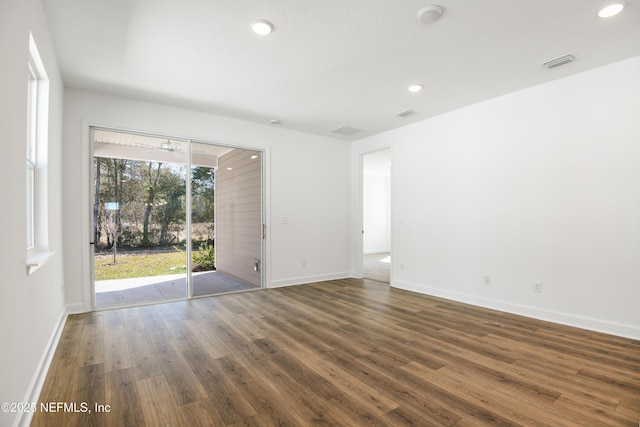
[42,0,640,141]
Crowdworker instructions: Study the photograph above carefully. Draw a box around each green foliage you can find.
[193,244,215,270]
[191,166,215,224]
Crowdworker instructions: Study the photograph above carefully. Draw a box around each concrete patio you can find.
[95,270,258,307]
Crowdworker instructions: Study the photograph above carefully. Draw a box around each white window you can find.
[26,63,37,250]
[26,33,51,274]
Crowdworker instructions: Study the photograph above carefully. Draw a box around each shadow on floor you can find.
[95,271,258,307]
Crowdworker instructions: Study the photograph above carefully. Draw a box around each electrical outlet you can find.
[484,275,491,285]
[301,260,307,268]
[400,263,405,271]
[534,281,542,293]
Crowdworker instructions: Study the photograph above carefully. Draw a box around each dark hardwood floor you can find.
[32,279,640,426]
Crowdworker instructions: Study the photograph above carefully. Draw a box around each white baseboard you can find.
[269,272,351,288]
[392,279,640,341]
[65,302,87,314]
[15,310,67,427]
[363,249,390,255]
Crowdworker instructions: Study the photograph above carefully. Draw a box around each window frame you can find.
[26,32,52,275]
[26,61,38,250]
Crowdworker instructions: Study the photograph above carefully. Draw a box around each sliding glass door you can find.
[91,128,263,308]
[192,143,263,296]
[92,130,188,307]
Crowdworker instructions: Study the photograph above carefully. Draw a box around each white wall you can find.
[363,174,390,253]
[352,56,640,339]
[0,1,66,426]
[63,89,351,310]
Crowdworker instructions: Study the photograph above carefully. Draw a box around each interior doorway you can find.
[362,149,391,283]
[91,128,264,308]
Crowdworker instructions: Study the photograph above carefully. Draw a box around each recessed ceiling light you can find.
[598,3,624,17]
[269,119,281,125]
[417,5,444,24]
[251,20,273,35]
[408,84,423,92]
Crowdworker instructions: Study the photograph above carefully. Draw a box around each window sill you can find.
[26,250,54,275]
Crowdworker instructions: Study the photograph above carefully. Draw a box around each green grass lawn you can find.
[95,251,187,281]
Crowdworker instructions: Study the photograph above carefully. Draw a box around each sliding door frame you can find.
[87,123,268,311]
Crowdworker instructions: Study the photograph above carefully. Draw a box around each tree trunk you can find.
[142,162,162,246]
[160,204,170,246]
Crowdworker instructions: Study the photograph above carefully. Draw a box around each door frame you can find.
[86,123,268,310]
[352,144,393,282]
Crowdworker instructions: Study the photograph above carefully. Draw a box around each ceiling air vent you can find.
[542,54,575,69]
[395,109,415,118]
[331,126,362,136]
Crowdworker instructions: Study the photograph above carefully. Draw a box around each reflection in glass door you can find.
[92,129,188,307]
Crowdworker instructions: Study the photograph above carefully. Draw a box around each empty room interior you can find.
[2,1,639,426]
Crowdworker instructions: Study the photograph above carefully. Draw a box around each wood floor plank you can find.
[138,305,174,343]
[51,314,84,360]
[215,355,310,426]
[239,355,344,425]
[149,340,208,405]
[212,306,267,342]
[136,375,187,426]
[103,324,132,373]
[616,399,640,420]
[120,307,146,331]
[179,398,228,426]
[264,316,335,354]
[72,363,108,427]
[277,342,400,416]
[33,278,640,426]
[103,309,124,328]
[104,367,146,426]
[286,315,374,357]
[160,312,205,352]
[181,346,256,424]
[329,349,466,426]
[123,327,164,380]
[431,364,581,427]
[320,394,398,427]
[31,357,79,427]
[77,320,104,367]
[183,318,233,360]
[551,392,637,426]
[252,338,342,402]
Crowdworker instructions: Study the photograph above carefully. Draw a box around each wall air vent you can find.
[542,54,575,69]
[395,110,415,118]
[331,126,362,136]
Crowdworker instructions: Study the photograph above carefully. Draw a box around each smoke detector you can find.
[331,126,362,136]
[417,5,444,24]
